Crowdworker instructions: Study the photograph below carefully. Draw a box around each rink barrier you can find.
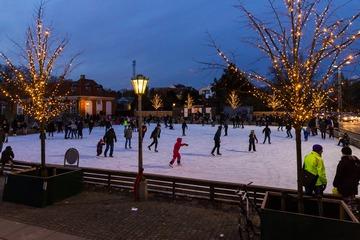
[3,160,359,207]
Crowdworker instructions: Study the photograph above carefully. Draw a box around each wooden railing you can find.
[2,160,359,207]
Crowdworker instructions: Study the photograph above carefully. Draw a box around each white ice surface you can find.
[6,124,360,194]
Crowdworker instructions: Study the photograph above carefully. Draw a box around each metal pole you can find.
[138,94,143,173]
[132,60,136,78]
[337,69,342,124]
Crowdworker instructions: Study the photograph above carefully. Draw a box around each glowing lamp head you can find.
[131,74,149,95]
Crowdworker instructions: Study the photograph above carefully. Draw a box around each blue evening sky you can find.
[0,0,358,90]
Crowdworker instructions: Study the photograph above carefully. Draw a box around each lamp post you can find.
[337,69,342,125]
[334,61,350,127]
[131,74,148,200]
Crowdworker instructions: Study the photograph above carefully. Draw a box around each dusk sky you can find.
[0,0,359,90]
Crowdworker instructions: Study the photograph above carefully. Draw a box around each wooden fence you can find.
[4,160,359,207]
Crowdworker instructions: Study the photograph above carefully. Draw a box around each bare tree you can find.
[214,0,359,211]
[0,5,76,175]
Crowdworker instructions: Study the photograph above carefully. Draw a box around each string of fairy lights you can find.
[0,10,74,124]
[218,0,359,127]
[151,93,163,110]
[186,94,194,109]
[227,90,241,110]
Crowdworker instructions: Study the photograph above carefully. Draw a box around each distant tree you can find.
[267,93,282,111]
[151,93,163,110]
[227,90,240,109]
[185,93,194,109]
[210,68,264,113]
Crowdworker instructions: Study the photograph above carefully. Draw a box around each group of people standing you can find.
[303,144,360,209]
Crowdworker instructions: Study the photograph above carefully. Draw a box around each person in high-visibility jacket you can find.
[303,144,327,196]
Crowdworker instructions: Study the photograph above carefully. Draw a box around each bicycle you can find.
[235,182,261,240]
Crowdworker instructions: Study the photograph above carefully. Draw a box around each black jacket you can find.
[1,148,14,163]
[150,127,161,139]
[333,155,360,197]
[262,127,271,135]
[214,128,222,142]
[104,129,117,144]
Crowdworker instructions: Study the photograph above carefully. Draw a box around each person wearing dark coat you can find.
[103,128,117,157]
[148,124,161,152]
[211,126,222,156]
[141,124,147,142]
[47,121,55,137]
[181,120,188,136]
[105,120,112,132]
[0,129,5,153]
[319,119,327,140]
[77,120,84,139]
[124,126,133,149]
[333,147,360,205]
[224,122,228,136]
[2,120,9,143]
[96,138,105,156]
[88,119,94,134]
[286,122,293,138]
[11,119,18,136]
[0,146,14,175]
[338,133,350,147]
[262,124,271,144]
[249,130,258,151]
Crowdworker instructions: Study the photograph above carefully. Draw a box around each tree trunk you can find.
[295,126,304,213]
[40,122,46,177]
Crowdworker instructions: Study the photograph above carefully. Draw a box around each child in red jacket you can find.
[169,138,188,167]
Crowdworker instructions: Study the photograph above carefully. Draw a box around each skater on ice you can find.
[181,120,188,136]
[262,124,271,144]
[211,126,222,156]
[248,130,258,152]
[96,138,105,156]
[169,138,188,167]
[148,124,161,152]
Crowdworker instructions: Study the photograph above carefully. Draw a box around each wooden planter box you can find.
[2,167,83,207]
[261,191,360,240]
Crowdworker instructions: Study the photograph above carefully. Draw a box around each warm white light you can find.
[131,74,149,95]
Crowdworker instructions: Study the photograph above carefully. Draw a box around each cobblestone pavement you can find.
[0,177,239,240]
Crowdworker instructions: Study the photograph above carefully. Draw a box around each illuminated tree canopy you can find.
[227,90,241,109]
[151,93,163,110]
[213,0,359,209]
[185,93,194,109]
[0,6,76,124]
[215,0,359,127]
[0,4,76,171]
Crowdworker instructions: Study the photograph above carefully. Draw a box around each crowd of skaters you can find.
[0,112,358,211]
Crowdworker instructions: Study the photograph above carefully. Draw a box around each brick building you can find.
[64,75,117,116]
[0,74,117,119]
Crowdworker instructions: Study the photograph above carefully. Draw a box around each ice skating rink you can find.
[8,124,360,194]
